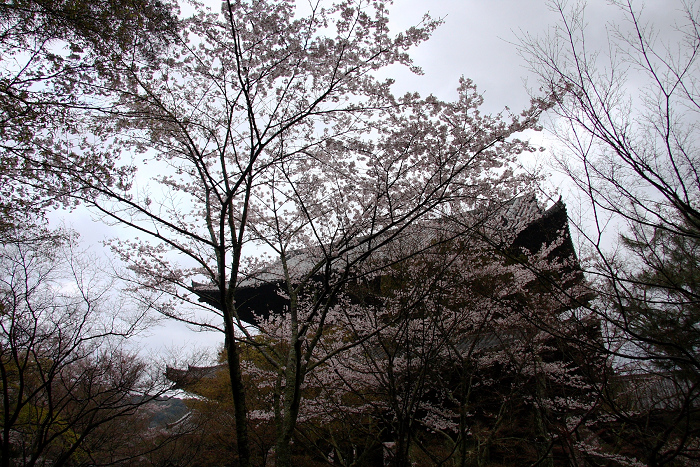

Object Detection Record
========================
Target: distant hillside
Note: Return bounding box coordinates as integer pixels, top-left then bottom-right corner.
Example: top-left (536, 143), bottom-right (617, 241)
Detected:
top-left (143, 397), bottom-right (189, 428)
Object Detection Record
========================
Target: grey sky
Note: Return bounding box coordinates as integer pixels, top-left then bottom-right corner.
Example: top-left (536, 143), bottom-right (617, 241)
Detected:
top-left (387, 0), bottom-right (685, 109)
top-left (385, 0), bottom-right (558, 112)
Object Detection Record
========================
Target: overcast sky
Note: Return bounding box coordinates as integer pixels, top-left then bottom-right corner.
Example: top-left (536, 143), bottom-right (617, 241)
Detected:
top-left (388, 0), bottom-right (684, 105)
top-left (386, 0), bottom-right (557, 110)
top-left (50, 0), bottom-right (682, 359)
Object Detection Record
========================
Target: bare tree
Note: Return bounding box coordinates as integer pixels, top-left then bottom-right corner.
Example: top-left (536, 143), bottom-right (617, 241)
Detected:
top-left (520, 1), bottom-right (700, 464)
top-left (0, 227), bottom-right (165, 467)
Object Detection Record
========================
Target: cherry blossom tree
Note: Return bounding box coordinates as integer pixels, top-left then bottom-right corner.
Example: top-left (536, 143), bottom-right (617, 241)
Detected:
top-left (0, 0), bottom-right (177, 228)
top-left (303, 213), bottom-right (603, 466)
top-left (164, 199), bottom-right (608, 466)
top-left (45, 0), bottom-right (550, 465)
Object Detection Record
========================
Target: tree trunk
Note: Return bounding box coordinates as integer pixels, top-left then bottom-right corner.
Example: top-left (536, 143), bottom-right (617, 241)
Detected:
top-left (275, 340), bottom-right (304, 467)
top-left (392, 426), bottom-right (412, 467)
top-left (224, 330), bottom-right (251, 467)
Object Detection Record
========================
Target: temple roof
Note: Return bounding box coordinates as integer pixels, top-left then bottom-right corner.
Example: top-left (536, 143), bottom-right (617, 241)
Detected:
top-left (165, 364), bottom-right (228, 390)
top-left (189, 196), bottom-right (579, 325)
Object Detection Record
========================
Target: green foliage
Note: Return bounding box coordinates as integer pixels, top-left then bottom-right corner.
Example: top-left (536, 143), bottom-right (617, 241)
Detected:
top-left (619, 220), bottom-right (700, 375)
top-left (0, 0), bottom-right (177, 53)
